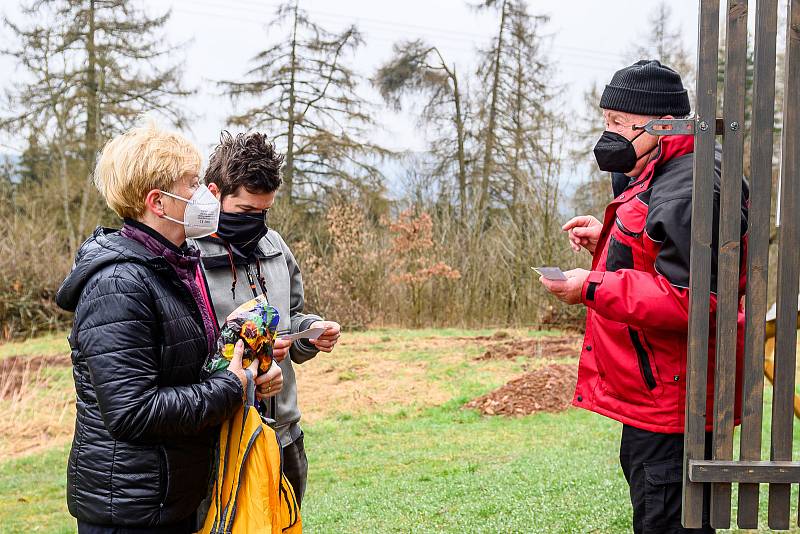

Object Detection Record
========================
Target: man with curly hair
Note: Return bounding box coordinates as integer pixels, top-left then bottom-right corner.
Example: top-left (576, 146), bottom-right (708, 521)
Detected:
top-left (191, 131), bottom-right (341, 507)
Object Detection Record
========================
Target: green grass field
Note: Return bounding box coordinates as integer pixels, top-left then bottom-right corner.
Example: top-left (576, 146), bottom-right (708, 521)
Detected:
top-left (1, 328), bottom-right (798, 533)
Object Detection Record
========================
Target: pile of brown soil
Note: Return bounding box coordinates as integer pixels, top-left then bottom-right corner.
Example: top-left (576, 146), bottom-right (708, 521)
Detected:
top-left (0, 355), bottom-right (71, 400)
top-left (477, 335), bottom-right (582, 361)
top-left (465, 363), bottom-right (578, 416)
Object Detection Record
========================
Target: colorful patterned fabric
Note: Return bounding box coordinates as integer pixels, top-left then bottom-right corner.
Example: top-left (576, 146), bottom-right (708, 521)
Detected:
top-left (205, 295), bottom-right (280, 375)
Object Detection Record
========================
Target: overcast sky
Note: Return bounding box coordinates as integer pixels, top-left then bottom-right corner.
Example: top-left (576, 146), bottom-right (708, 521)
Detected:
top-left (0, 0), bottom-right (700, 166)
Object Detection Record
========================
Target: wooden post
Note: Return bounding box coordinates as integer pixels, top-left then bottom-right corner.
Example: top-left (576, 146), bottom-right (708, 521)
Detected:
top-left (683, 0), bottom-right (721, 527)
top-left (710, 0), bottom-right (748, 528)
top-left (768, 0), bottom-right (800, 528)
top-left (737, 0), bottom-right (779, 525)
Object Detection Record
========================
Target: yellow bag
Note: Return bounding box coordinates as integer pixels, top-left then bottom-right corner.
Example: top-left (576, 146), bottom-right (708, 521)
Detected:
top-left (199, 370), bottom-right (301, 534)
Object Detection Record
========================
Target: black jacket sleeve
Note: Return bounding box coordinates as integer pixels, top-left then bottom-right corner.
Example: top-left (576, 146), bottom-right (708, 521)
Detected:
top-left (645, 145), bottom-right (748, 294)
top-left (646, 194), bottom-right (718, 291)
top-left (75, 272), bottom-right (243, 442)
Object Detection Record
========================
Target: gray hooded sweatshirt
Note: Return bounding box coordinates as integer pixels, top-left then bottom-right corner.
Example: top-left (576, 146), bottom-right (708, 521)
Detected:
top-left (190, 230), bottom-right (322, 447)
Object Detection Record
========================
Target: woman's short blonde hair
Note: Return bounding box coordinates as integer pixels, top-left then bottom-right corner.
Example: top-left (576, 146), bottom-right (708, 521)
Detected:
top-left (93, 120), bottom-right (202, 219)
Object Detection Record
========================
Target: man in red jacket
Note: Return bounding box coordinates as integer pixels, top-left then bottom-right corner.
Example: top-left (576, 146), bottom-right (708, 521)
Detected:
top-left (540, 60), bottom-right (748, 533)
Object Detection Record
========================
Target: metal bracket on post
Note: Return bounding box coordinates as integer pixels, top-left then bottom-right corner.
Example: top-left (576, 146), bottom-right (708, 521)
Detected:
top-left (635, 117), bottom-right (725, 136)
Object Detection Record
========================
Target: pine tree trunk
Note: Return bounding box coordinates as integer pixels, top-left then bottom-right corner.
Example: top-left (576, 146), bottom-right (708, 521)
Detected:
top-left (507, 40), bottom-right (525, 322)
top-left (469, 0), bottom-right (508, 320)
top-left (284, 1), bottom-right (299, 204)
top-left (78, 0), bottom-right (98, 240)
top-left (451, 65), bottom-right (468, 219)
top-left (476, 0), bottom-right (508, 222)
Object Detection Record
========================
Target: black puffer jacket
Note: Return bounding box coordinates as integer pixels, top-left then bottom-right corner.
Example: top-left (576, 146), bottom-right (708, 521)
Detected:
top-left (55, 227), bottom-right (243, 527)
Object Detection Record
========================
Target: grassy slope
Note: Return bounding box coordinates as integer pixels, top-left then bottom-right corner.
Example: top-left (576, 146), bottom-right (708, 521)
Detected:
top-left (0, 328), bottom-right (799, 533)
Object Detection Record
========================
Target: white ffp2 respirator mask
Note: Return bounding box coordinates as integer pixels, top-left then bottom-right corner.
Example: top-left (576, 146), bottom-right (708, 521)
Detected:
top-left (159, 184), bottom-right (220, 239)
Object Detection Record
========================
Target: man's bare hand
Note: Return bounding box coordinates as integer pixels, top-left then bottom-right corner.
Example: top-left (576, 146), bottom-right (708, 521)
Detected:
top-left (309, 321), bottom-right (341, 353)
top-left (539, 268), bottom-right (590, 305)
top-left (272, 337), bottom-right (292, 363)
top-left (228, 340), bottom-right (259, 394)
top-left (563, 215), bottom-right (602, 254)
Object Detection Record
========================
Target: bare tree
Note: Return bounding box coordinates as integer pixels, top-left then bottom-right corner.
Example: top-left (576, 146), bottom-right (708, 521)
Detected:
top-left (473, 0), bottom-right (511, 224)
top-left (374, 39), bottom-right (471, 218)
top-left (628, 1), bottom-right (696, 106)
top-left (220, 1), bottom-right (386, 205)
top-left (2, 0), bottom-right (192, 244)
top-left (569, 83), bottom-right (609, 220)
top-left (472, 1), bottom-right (553, 221)
top-left (499, 12), bottom-right (563, 319)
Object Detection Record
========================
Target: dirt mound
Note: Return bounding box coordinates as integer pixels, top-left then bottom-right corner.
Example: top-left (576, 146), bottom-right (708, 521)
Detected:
top-left (457, 330), bottom-right (513, 342)
top-left (0, 355), bottom-right (71, 400)
top-left (477, 335), bottom-right (581, 361)
top-left (465, 363), bottom-right (578, 416)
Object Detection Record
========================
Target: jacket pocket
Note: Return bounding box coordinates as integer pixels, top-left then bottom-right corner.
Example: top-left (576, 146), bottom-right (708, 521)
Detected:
top-left (592, 317), bottom-right (658, 406)
top-left (615, 215), bottom-right (642, 238)
top-left (606, 235), bottom-right (634, 272)
top-left (629, 327), bottom-right (657, 391)
top-left (643, 458), bottom-right (683, 530)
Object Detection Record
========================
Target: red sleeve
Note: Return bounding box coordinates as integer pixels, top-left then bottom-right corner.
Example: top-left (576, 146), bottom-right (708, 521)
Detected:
top-left (581, 269), bottom-right (713, 332)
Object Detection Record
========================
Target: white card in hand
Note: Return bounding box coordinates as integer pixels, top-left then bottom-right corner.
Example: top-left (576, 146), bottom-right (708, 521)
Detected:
top-left (279, 327), bottom-right (326, 342)
top-left (532, 266), bottom-right (568, 281)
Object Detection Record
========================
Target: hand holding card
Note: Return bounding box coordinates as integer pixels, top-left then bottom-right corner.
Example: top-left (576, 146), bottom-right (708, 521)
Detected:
top-left (532, 266), bottom-right (568, 281)
top-left (279, 327), bottom-right (327, 342)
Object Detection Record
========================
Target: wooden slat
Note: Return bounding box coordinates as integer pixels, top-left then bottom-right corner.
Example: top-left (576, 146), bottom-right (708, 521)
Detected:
top-left (690, 460), bottom-right (800, 483)
top-left (682, 0), bottom-right (722, 528)
top-left (763, 357), bottom-right (800, 418)
top-left (710, 0), bottom-right (749, 528)
top-left (738, 0), bottom-right (779, 525)
top-left (738, 0), bottom-right (779, 519)
top-left (769, 0), bottom-right (800, 528)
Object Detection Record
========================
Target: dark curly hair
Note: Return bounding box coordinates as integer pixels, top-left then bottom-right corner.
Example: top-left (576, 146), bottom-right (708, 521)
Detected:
top-left (204, 131), bottom-right (284, 197)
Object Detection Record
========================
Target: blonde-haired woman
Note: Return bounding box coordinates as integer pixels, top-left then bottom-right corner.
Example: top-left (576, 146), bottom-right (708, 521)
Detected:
top-left (56, 122), bottom-right (263, 533)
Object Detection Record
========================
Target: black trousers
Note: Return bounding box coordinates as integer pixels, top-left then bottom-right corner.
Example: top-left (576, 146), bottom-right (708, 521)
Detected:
top-left (283, 432), bottom-right (308, 508)
top-left (620, 425), bottom-right (714, 534)
top-left (77, 518), bottom-right (193, 534)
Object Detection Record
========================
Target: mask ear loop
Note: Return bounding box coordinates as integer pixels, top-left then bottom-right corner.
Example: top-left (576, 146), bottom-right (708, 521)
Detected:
top-left (158, 190), bottom-right (190, 225)
top-left (160, 190), bottom-right (192, 203)
top-left (628, 122), bottom-right (661, 163)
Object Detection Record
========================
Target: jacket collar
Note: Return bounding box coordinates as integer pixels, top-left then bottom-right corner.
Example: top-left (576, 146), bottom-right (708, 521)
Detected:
top-left (196, 232), bottom-right (280, 261)
top-left (56, 226), bottom-right (189, 311)
top-left (625, 134), bottom-right (695, 192)
top-left (121, 218), bottom-right (200, 272)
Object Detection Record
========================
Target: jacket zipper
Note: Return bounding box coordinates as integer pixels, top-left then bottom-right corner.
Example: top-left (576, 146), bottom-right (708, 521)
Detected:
top-left (157, 446), bottom-right (168, 507)
top-left (628, 327), bottom-right (657, 390)
top-left (615, 217), bottom-right (642, 238)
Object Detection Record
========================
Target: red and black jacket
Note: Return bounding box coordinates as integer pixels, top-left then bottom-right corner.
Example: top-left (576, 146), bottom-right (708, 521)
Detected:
top-left (574, 134), bottom-right (749, 434)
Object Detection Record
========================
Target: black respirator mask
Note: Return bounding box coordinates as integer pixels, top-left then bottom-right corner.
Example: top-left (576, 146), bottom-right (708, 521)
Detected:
top-left (593, 128), bottom-right (655, 174)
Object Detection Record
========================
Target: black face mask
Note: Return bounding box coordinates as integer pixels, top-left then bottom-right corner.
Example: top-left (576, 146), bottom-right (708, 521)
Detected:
top-left (593, 129), bottom-right (651, 174)
top-left (216, 210), bottom-right (269, 258)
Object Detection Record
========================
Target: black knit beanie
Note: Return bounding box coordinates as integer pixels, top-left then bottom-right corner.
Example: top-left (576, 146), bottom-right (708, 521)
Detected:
top-left (600, 59), bottom-right (690, 116)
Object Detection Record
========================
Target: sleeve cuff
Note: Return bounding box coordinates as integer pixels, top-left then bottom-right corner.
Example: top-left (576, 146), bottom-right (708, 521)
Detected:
top-left (298, 317), bottom-right (320, 333)
top-left (211, 368), bottom-right (245, 402)
top-left (582, 271), bottom-right (605, 305)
